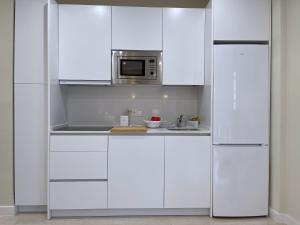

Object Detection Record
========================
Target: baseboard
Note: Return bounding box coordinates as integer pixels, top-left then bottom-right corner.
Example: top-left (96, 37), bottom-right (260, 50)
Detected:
top-left (50, 208), bottom-right (209, 218)
top-left (0, 205), bottom-right (16, 216)
top-left (16, 205), bottom-right (47, 213)
top-left (270, 208), bottom-right (300, 225)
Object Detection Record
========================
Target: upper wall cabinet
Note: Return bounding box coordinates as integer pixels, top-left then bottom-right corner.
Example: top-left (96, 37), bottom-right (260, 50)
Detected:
top-left (213, 0), bottom-right (271, 41)
top-left (59, 5), bottom-right (111, 82)
top-left (163, 8), bottom-right (205, 85)
top-left (112, 7), bottom-right (163, 50)
top-left (14, 0), bottom-right (47, 84)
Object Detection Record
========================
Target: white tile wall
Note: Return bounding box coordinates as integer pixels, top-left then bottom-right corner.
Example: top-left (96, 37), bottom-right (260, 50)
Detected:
top-left (65, 86), bottom-right (200, 126)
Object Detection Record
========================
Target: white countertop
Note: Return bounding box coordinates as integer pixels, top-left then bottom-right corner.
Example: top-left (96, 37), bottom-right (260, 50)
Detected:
top-left (50, 126), bottom-right (210, 136)
top-left (145, 127), bottom-right (210, 135)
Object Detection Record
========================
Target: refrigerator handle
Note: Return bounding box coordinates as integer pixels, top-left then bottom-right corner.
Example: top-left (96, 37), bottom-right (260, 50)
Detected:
top-left (213, 144), bottom-right (267, 147)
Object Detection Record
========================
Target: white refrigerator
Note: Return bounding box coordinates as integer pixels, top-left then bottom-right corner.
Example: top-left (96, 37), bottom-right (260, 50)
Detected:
top-left (212, 45), bottom-right (269, 217)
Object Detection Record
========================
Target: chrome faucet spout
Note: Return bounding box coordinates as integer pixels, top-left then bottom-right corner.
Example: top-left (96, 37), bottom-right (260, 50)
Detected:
top-left (177, 114), bottom-right (184, 127)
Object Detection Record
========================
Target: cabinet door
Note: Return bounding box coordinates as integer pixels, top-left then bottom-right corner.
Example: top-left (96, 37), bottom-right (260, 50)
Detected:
top-left (50, 181), bottom-right (107, 209)
top-left (108, 136), bottom-right (164, 208)
top-left (165, 136), bottom-right (210, 208)
top-left (213, 0), bottom-right (271, 41)
top-left (15, 84), bottom-right (47, 205)
top-left (59, 5), bottom-right (111, 81)
top-left (14, 0), bottom-right (47, 84)
top-left (163, 8), bottom-right (205, 85)
top-left (112, 6), bottom-right (162, 50)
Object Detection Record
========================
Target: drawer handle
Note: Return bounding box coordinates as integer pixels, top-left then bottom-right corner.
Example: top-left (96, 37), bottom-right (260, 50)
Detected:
top-left (50, 179), bottom-right (108, 182)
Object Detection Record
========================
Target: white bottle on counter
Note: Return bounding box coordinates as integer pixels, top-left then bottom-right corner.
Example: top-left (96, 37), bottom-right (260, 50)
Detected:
top-left (120, 115), bottom-right (129, 127)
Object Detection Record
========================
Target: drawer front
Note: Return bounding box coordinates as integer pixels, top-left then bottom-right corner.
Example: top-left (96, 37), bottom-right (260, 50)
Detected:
top-left (50, 152), bottom-right (107, 180)
top-left (50, 181), bottom-right (107, 209)
top-left (50, 135), bottom-right (108, 152)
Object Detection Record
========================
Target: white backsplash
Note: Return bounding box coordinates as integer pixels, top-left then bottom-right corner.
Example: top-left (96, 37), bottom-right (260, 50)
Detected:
top-left (65, 86), bottom-right (200, 126)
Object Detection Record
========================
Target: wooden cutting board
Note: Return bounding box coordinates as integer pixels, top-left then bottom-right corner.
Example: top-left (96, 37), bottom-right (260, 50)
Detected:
top-left (110, 126), bottom-right (148, 133)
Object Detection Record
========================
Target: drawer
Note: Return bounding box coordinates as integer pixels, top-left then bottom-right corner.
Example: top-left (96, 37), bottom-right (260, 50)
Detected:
top-left (49, 181), bottom-right (107, 209)
top-left (50, 152), bottom-right (107, 180)
top-left (50, 135), bottom-right (107, 152)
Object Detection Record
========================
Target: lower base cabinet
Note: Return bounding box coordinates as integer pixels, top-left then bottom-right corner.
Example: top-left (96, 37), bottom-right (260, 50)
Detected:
top-left (49, 135), bottom-right (108, 210)
top-left (108, 136), bottom-right (164, 208)
top-left (49, 181), bottom-right (108, 210)
top-left (164, 136), bottom-right (210, 208)
top-left (49, 134), bottom-right (211, 212)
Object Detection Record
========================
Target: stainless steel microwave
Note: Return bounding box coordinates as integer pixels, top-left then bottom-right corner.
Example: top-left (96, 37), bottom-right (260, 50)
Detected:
top-left (112, 50), bottom-right (162, 85)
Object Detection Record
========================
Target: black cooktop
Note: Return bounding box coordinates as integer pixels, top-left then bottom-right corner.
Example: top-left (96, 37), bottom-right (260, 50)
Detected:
top-left (53, 126), bottom-right (113, 132)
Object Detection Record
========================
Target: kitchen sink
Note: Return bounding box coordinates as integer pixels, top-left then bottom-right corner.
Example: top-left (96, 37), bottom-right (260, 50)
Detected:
top-left (53, 126), bottom-right (113, 131)
top-left (167, 127), bottom-right (199, 131)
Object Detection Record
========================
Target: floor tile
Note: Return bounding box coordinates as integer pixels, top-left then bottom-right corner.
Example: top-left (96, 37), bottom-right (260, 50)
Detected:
top-left (111, 216), bottom-right (171, 225)
top-left (0, 213), bottom-right (283, 225)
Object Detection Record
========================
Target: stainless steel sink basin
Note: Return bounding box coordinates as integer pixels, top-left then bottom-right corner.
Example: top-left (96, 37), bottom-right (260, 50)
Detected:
top-left (167, 127), bottom-right (199, 131)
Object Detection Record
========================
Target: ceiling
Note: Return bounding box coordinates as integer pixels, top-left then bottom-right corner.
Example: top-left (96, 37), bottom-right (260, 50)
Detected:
top-left (58, 0), bottom-right (209, 8)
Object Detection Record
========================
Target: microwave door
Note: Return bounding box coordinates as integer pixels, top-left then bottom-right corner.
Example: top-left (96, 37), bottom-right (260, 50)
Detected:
top-left (119, 59), bottom-right (146, 78)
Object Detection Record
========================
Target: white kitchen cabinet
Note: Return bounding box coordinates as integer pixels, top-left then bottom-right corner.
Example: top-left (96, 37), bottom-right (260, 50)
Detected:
top-left (14, 0), bottom-right (48, 206)
top-left (164, 136), bottom-right (210, 208)
top-left (15, 84), bottom-right (47, 205)
top-left (50, 151), bottom-right (107, 180)
top-left (163, 8), bottom-right (205, 85)
top-left (112, 6), bottom-right (162, 50)
top-left (50, 181), bottom-right (107, 209)
top-left (213, 0), bottom-right (271, 41)
top-left (14, 0), bottom-right (47, 84)
top-left (59, 5), bottom-right (111, 81)
top-left (50, 135), bottom-right (108, 152)
top-left (108, 136), bottom-right (164, 208)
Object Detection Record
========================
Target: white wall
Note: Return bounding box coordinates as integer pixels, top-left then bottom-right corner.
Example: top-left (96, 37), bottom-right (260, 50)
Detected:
top-left (271, 0), bottom-right (300, 222)
top-left (0, 0), bottom-right (14, 205)
top-left (282, 0), bottom-right (300, 221)
top-left (270, 0), bottom-right (286, 213)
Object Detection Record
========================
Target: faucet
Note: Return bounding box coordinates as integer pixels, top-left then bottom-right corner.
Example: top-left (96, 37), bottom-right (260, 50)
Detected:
top-left (177, 114), bottom-right (184, 127)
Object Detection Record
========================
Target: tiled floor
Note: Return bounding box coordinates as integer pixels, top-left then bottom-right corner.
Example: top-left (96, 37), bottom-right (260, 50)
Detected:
top-left (0, 214), bottom-right (283, 225)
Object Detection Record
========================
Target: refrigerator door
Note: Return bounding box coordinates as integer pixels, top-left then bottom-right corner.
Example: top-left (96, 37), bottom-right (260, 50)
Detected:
top-left (213, 145), bottom-right (269, 217)
top-left (213, 45), bottom-right (269, 144)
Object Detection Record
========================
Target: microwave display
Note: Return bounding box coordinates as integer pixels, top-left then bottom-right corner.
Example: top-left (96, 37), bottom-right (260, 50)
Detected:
top-left (120, 60), bottom-right (145, 76)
